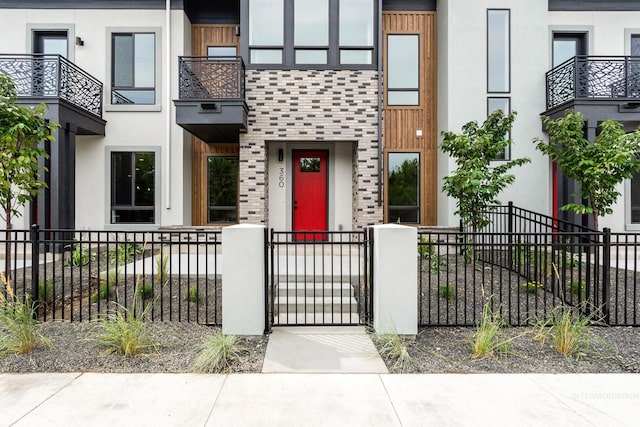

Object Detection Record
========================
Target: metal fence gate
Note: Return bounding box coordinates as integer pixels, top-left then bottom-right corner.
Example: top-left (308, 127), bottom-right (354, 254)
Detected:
top-left (265, 229), bottom-right (373, 329)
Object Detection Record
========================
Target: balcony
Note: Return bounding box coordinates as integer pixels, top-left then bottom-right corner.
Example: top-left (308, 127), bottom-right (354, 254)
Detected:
top-left (0, 54), bottom-right (106, 135)
top-left (545, 55), bottom-right (640, 121)
top-left (174, 56), bottom-right (248, 143)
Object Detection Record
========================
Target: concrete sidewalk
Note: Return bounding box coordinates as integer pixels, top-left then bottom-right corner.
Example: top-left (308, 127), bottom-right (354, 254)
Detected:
top-left (2, 372), bottom-right (639, 426)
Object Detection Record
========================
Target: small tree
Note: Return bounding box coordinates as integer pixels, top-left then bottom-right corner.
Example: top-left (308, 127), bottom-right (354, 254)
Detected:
top-left (0, 73), bottom-right (57, 280)
top-left (534, 110), bottom-right (640, 231)
top-left (441, 110), bottom-right (531, 234)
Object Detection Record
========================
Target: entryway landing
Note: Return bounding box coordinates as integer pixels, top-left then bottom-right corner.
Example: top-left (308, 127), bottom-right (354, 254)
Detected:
top-left (261, 326), bottom-right (388, 374)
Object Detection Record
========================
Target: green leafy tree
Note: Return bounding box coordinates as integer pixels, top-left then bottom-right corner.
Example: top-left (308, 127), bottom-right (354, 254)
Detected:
top-left (441, 110), bottom-right (530, 234)
top-left (534, 110), bottom-right (640, 231)
top-left (0, 73), bottom-right (58, 280)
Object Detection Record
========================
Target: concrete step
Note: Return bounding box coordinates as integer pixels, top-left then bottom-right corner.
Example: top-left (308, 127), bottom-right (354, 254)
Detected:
top-left (275, 296), bottom-right (359, 314)
top-left (276, 282), bottom-right (353, 297)
top-left (273, 313), bottom-right (361, 325)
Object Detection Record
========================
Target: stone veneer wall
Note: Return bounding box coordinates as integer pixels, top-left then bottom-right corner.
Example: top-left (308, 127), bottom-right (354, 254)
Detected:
top-left (239, 69), bottom-right (382, 229)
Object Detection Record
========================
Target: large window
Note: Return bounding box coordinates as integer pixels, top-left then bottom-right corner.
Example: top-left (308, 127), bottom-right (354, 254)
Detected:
top-left (111, 152), bottom-right (155, 224)
top-left (111, 32), bottom-right (156, 104)
top-left (245, 0), bottom-right (375, 68)
top-left (387, 34), bottom-right (419, 105)
top-left (208, 157), bottom-right (239, 223)
top-left (294, 0), bottom-right (329, 64)
top-left (630, 175), bottom-right (640, 225)
top-left (388, 153), bottom-right (420, 223)
top-left (487, 9), bottom-right (510, 93)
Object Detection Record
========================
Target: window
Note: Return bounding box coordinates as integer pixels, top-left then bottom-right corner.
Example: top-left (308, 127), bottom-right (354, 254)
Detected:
top-left (207, 46), bottom-right (238, 57)
top-left (487, 97), bottom-right (511, 160)
top-left (111, 32), bottom-right (156, 104)
top-left (631, 174), bottom-right (640, 224)
top-left (111, 152), bottom-right (155, 224)
top-left (632, 34), bottom-right (640, 56)
top-left (339, 0), bottom-right (375, 64)
top-left (388, 153), bottom-right (420, 223)
top-left (487, 9), bottom-right (510, 92)
top-left (295, 0), bottom-right (328, 64)
top-left (208, 156), bottom-right (239, 223)
top-left (249, 0), bottom-right (284, 64)
top-left (245, 0), bottom-right (375, 68)
top-left (387, 35), bottom-right (419, 106)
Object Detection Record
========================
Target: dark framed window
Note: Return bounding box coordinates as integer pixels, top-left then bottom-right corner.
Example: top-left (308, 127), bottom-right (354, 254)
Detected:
top-left (631, 174), bottom-right (640, 224)
top-left (208, 156), bottom-right (239, 223)
top-left (487, 97), bottom-right (511, 160)
top-left (111, 32), bottom-right (156, 104)
top-left (487, 9), bottom-right (510, 93)
top-left (388, 152), bottom-right (420, 223)
top-left (387, 34), bottom-right (419, 106)
top-left (111, 152), bottom-right (155, 224)
top-left (208, 46), bottom-right (238, 57)
top-left (244, 0), bottom-right (376, 68)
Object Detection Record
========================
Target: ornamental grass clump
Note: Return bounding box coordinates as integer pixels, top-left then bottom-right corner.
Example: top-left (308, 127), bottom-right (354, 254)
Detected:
top-left (192, 329), bottom-right (246, 373)
top-left (375, 333), bottom-right (413, 372)
top-left (471, 299), bottom-right (512, 358)
top-left (0, 273), bottom-right (50, 355)
top-left (535, 304), bottom-right (595, 357)
top-left (96, 302), bottom-right (155, 357)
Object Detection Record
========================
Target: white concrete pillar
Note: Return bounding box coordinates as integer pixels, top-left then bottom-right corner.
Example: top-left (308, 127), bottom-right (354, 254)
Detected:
top-left (372, 224), bottom-right (418, 335)
top-left (222, 224), bottom-right (266, 335)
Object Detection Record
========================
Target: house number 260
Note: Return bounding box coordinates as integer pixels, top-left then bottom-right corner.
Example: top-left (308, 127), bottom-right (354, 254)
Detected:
top-left (278, 168), bottom-right (285, 188)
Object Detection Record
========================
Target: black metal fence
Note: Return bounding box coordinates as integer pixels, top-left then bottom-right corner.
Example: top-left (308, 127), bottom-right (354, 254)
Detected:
top-left (1, 227), bottom-right (221, 325)
top-left (420, 203), bottom-right (639, 326)
top-left (267, 230), bottom-right (373, 328)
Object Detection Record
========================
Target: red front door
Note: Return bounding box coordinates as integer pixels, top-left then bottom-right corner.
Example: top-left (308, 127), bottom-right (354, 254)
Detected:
top-left (293, 150), bottom-right (328, 240)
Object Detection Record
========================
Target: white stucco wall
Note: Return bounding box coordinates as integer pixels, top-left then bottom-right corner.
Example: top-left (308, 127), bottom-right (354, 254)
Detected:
top-left (0, 9), bottom-right (191, 230)
top-left (437, 0), bottom-right (550, 227)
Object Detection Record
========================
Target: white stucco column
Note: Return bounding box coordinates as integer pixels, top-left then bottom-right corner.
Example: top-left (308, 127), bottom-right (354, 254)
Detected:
top-left (222, 224), bottom-right (266, 335)
top-left (372, 224), bottom-right (418, 335)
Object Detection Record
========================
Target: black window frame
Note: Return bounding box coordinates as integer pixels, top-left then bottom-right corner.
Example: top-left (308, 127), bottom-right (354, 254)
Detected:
top-left (207, 155), bottom-right (240, 224)
top-left (110, 151), bottom-right (156, 224)
top-left (387, 152), bottom-right (421, 224)
top-left (486, 8), bottom-right (511, 94)
top-left (110, 32), bottom-right (156, 105)
top-left (241, 0), bottom-right (377, 70)
top-left (386, 33), bottom-right (420, 106)
top-left (487, 96), bottom-right (511, 161)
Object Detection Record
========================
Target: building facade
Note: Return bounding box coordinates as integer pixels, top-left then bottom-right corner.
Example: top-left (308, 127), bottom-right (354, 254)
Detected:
top-left (1, 0), bottom-right (640, 232)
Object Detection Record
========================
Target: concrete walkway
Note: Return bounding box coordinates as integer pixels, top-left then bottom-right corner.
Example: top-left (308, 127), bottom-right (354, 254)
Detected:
top-left (262, 326), bottom-right (388, 373)
top-left (2, 372), bottom-right (639, 426)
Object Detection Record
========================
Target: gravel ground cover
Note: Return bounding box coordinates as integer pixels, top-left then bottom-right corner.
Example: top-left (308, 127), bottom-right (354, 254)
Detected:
top-left (376, 326), bottom-right (640, 374)
top-left (1, 321), bottom-right (638, 374)
top-left (0, 322), bottom-right (266, 373)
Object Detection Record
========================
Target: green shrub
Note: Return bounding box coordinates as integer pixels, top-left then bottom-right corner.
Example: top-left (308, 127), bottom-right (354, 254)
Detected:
top-left (186, 285), bottom-right (201, 304)
top-left (155, 254), bottom-right (169, 285)
top-left (569, 280), bottom-right (586, 297)
top-left (520, 281), bottom-right (543, 294)
top-left (109, 242), bottom-right (142, 264)
top-left (66, 240), bottom-right (95, 267)
top-left (439, 284), bottom-right (456, 302)
top-left (535, 304), bottom-right (595, 357)
top-left (136, 283), bottom-right (154, 301)
top-left (38, 279), bottom-right (53, 303)
top-left (471, 299), bottom-right (512, 358)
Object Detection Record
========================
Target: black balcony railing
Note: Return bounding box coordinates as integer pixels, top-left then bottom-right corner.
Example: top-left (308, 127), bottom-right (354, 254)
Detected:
top-left (546, 55), bottom-right (640, 110)
top-left (0, 54), bottom-right (103, 118)
top-left (178, 56), bottom-right (245, 100)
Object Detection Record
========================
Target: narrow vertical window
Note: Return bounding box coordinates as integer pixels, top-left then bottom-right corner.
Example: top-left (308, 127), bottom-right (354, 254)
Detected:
top-left (111, 152), bottom-right (155, 224)
top-left (339, 0), bottom-right (375, 64)
top-left (388, 153), bottom-right (420, 223)
top-left (631, 34), bottom-right (640, 56)
top-left (249, 0), bottom-right (284, 64)
top-left (487, 97), bottom-right (511, 160)
top-left (111, 32), bottom-right (156, 104)
top-left (387, 34), bottom-right (419, 106)
top-left (294, 0), bottom-right (329, 64)
top-left (487, 9), bottom-right (510, 93)
top-left (208, 156), bottom-right (239, 223)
